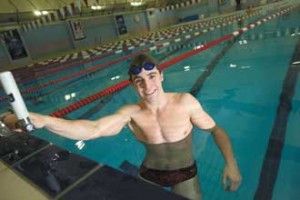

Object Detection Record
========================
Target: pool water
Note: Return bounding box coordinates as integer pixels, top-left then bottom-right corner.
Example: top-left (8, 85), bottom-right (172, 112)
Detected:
top-left (1, 4), bottom-right (300, 200)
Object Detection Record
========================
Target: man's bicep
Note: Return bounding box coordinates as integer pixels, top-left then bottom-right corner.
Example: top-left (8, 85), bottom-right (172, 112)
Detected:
top-left (90, 112), bottom-right (130, 138)
top-left (182, 93), bottom-right (216, 130)
top-left (190, 107), bottom-right (216, 130)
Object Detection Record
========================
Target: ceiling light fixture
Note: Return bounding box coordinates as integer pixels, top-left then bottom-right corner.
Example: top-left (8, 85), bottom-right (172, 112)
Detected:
top-left (41, 10), bottom-right (49, 15)
top-left (130, 1), bottom-right (143, 7)
top-left (33, 10), bottom-right (42, 16)
top-left (91, 5), bottom-right (105, 10)
top-left (33, 10), bottom-right (49, 16)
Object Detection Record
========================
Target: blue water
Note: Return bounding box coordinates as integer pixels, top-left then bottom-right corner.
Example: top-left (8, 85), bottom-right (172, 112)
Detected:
top-left (1, 4), bottom-right (300, 200)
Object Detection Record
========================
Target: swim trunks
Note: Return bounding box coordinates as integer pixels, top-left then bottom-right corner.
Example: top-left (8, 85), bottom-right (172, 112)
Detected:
top-left (139, 162), bottom-right (197, 187)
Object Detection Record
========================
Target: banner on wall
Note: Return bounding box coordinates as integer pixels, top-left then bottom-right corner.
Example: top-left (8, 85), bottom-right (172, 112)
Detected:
top-left (69, 20), bottom-right (85, 40)
top-left (115, 15), bottom-right (128, 35)
top-left (0, 29), bottom-right (28, 60)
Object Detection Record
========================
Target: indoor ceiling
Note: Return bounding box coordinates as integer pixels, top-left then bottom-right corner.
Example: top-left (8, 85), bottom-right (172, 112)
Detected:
top-left (0, 0), bottom-right (182, 14)
top-left (0, 0), bottom-right (187, 26)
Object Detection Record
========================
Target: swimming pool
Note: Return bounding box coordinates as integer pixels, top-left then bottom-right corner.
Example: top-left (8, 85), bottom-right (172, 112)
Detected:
top-left (1, 2), bottom-right (300, 199)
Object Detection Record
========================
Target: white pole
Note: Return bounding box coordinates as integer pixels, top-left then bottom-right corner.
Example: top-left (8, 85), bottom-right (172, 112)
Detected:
top-left (0, 71), bottom-right (35, 132)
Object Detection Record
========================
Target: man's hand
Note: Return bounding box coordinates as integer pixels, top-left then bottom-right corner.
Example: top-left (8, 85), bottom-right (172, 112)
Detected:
top-left (1, 112), bottom-right (19, 130)
top-left (0, 112), bottom-right (46, 132)
top-left (222, 162), bottom-right (242, 192)
top-left (28, 112), bottom-right (47, 129)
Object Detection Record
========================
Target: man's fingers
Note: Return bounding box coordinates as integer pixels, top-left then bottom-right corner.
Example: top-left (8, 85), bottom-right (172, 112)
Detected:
top-left (230, 182), bottom-right (237, 191)
top-left (229, 179), bottom-right (242, 192)
top-left (222, 173), bottom-right (242, 192)
top-left (14, 128), bottom-right (24, 133)
top-left (222, 175), bottom-right (227, 189)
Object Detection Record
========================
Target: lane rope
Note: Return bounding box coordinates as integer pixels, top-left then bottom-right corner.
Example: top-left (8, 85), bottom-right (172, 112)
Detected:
top-left (49, 4), bottom-right (298, 117)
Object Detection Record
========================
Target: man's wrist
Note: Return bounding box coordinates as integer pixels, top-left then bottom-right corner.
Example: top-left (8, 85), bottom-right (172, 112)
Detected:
top-left (225, 158), bottom-right (238, 167)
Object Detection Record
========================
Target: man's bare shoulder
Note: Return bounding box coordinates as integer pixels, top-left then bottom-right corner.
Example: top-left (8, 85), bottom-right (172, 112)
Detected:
top-left (169, 92), bottom-right (198, 104)
top-left (117, 104), bottom-right (141, 115)
top-left (169, 93), bottom-right (203, 113)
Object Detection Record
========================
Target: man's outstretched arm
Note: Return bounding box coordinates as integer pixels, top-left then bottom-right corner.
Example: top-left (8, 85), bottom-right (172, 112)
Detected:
top-left (1, 106), bottom-right (131, 141)
top-left (29, 110), bottom-right (130, 140)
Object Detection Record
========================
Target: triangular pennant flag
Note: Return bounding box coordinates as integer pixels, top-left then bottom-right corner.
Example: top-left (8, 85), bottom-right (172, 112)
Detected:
top-left (21, 24), bottom-right (27, 32)
top-left (67, 5), bottom-right (73, 15)
top-left (75, 0), bottom-right (82, 12)
top-left (35, 20), bottom-right (41, 27)
top-left (27, 23), bottom-right (32, 31)
top-left (83, 0), bottom-right (89, 7)
top-left (70, 3), bottom-right (78, 14)
top-left (31, 21), bottom-right (37, 29)
top-left (46, 14), bottom-right (52, 22)
top-left (63, 6), bottom-right (69, 16)
top-left (53, 11), bottom-right (59, 21)
top-left (41, 16), bottom-right (47, 24)
top-left (59, 7), bottom-right (65, 19)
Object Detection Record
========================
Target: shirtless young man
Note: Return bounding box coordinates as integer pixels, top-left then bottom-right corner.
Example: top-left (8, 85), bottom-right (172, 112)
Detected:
top-left (2, 54), bottom-right (241, 199)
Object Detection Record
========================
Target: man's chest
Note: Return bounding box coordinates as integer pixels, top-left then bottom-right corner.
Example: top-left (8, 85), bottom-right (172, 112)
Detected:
top-left (130, 107), bottom-right (192, 142)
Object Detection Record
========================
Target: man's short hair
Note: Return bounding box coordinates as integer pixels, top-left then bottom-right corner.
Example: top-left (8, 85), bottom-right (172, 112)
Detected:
top-left (128, 54), bottom-right (161, 81)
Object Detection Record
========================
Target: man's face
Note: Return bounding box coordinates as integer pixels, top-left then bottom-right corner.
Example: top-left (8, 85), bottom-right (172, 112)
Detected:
top-left (131, 67), bottom-right (164, 100)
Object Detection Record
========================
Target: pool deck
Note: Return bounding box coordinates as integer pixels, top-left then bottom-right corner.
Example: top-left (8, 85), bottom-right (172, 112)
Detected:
top-left (0, 133), bottom-right (185, 200)
top-left (0, 161), bottom-right (49, 200)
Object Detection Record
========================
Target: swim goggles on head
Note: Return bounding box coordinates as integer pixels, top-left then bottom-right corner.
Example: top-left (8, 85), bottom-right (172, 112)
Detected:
top-left (129, 62), bottom-right (156, 75)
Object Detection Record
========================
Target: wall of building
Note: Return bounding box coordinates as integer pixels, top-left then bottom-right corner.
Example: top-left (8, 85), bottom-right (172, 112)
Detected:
top-left (0, 43), bottom-right (10, 67)
top-left (0, 0), bottom-right (242, 71)
top-left (23, 22), bottom-right (73, 59)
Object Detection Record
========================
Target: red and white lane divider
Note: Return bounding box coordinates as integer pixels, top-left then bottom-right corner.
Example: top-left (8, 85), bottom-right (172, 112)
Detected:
top-left (2, 4), bottom-right (296, 105)
top-left (16, 8), bottom-right (257, 86)
top-left (48, 5), bottom-right (298, 117)
top-left (12, 10), bottom-right (261, 93)
top-left (23, 9), bottom-right (251, 70)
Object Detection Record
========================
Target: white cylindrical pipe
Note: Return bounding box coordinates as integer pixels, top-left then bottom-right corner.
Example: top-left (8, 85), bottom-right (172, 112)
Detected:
top-left (0, 71), bottom-right (34, 131)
